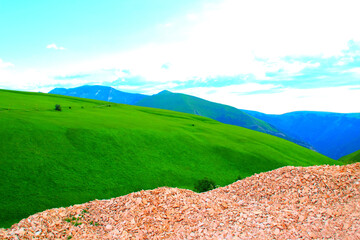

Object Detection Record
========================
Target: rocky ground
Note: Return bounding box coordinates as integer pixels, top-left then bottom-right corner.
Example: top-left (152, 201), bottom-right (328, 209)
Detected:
top-left (1, 163), bottom-right (359, 239)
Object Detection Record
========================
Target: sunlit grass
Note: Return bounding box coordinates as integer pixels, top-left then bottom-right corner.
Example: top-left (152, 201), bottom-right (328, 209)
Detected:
top-left (0, 89), bottom-right (339, 227)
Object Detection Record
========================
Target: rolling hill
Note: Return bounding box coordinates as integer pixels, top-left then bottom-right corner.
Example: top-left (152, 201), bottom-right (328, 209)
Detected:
top-left (339, 149), bottom-right (360, 164)
top-left (0, 89), bottom-right (337, 228)
top-left (244, 110), bottom-right (360, 159)
top-left (49, 86), bottom-right (311, 148)
top-left (135, 90), bottom-right (312, 148)
top-left (135, 90), bottom-right (278, 133)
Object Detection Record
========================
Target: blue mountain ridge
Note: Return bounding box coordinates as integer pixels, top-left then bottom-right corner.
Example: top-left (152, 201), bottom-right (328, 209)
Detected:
top-left (50, 85), bottom-right (147, 105)
top-left (243, 110), bottom-right (360, 159)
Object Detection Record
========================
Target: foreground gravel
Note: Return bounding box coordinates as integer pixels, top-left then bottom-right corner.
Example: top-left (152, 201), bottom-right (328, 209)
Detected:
top-left (1, 163), bottom-right (359, 239)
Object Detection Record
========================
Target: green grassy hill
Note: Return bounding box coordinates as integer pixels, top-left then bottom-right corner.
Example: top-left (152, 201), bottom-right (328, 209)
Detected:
top-left (339, 149), bottom-right (360, 164)
top-left (135, 90), bottom-right (280, 133)
top-left (0, 89), bottom-right (338, 228)
top-left (135, 90), bottom-right (312, 148)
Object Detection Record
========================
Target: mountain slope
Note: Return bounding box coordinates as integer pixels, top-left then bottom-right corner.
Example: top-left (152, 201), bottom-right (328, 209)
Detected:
top-left (50, 85), bottom-right (147, 105)
top-left (49, 86), bottom-right (311, 148)
top-left (244, 110), bottom-right (360, 159)
top-left (0, 89), bottom-right (337, 227)
top-left (135, 90), bottom-right (311, 148)
top-left (135, 90), bottom-right (274, 133)
top-left (339, 149), bottom-right (360, 164)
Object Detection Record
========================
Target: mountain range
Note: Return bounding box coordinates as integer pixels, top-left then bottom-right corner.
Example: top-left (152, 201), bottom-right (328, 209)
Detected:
top-left (50, 86), bottom-right (310, 149)
top-left (244, 110), bottom-right (360, 159)
top-left (50, 85), bottom-right (147, 105)
top-left (50, 85), bottom-right (360, 159)
top-left (0, 89), bottom-right (336, 227)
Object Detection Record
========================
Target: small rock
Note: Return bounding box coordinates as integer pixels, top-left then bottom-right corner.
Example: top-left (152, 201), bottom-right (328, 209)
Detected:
top-left (298, 215), bottom-right (305, 222)
top-left (105, 225), bottom-right (113, 231)
top-left (110, 229), bottom-right (120, 235)
top-left (34, 229), bottom-right (42, 236)
top-left (343, 223), bottom-right (351, 230)
top-left (18, 228), bottom-right (25, 235)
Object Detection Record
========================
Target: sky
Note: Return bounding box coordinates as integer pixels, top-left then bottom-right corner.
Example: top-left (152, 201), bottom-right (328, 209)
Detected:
top-left (1, 0), bottom-right (360, 114)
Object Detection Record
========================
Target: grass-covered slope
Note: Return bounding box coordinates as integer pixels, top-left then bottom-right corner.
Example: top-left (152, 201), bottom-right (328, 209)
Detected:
top-left (136, 90), bottom-right (278, 133)
top-left (0, 89), bottom-right (338, 228)
top-left (339, 149), bottom-right (360, 164)
top-left (49, 86), bottom-right (311, 148)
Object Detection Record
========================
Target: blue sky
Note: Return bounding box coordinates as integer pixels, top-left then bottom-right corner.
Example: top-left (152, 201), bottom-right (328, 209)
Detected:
top-left (1, 0), bottom-right (360, 113)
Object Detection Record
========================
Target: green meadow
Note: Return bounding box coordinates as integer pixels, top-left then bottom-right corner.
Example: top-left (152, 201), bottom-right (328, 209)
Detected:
top-left (135, 90), bottom-right (281, 134)
top-left (0, 89), bottom-right (339, 228)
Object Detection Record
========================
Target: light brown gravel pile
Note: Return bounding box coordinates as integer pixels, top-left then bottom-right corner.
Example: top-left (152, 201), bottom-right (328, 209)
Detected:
top-left (1, 163), bottom-right (359, 239)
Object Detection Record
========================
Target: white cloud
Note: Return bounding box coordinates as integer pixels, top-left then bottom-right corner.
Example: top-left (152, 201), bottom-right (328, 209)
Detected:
top-left (112, 85), bottom-right (141, 91)
top-left (176, 84), bottom-right (360, 114)
top-left (0, 59), bottom-right (14, 68)
top-left (344, 67), bottom-right (360, 74)
top-left (177, 83), bottom-right (279, 97)
top-left (68, 0), bottom-right (356, 83)
top-left (139, 82), bottom-right (181, 95)
top-left (46, 43), bottom-right (65, 50)
top-left (0, 65), bottom-right (91, 92)
top-left (186, 13), bottom-right (198, 21)
top-left (3, 0), bottom-right (360, 114)
top-left (0, 67), bottom-right (50, 90)
top-left (193, 0), bottom-right (360, 58)
top-left (335, 57), bottom-right (354, 66)
top-left (111, 82), bottom-right (180, 95)
top-left (119, 0), bottom-right (355, 82)
top-left (19, 0), bottom-right (359, 88)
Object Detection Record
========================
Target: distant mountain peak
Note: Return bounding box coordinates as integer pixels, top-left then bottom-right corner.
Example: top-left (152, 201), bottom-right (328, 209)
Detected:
top-left (135, 89), bottom-right (302, 147)
top-left (157, 90), bottom-right (172, 95)
top-left (49, 85), bottom-right (148, 105)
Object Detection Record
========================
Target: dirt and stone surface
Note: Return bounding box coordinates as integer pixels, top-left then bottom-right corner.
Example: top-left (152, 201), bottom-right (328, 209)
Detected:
top-left (1, 163), bottom-right (359, 239)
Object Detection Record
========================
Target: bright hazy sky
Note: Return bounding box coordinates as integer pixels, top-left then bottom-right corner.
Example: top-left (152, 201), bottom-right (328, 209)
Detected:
top-left (1, 0), bottom-right (360, 113)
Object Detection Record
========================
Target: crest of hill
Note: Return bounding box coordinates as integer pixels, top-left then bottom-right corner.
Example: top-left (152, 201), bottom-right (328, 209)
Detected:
top-left (0, 89), bottom-right (337, 228)
top-left (135, 90), bottom-right (277, 133)
top-left (135, 90), bottom-right (311, 148)
top-left (49, 86), bottom-right (311, 149)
